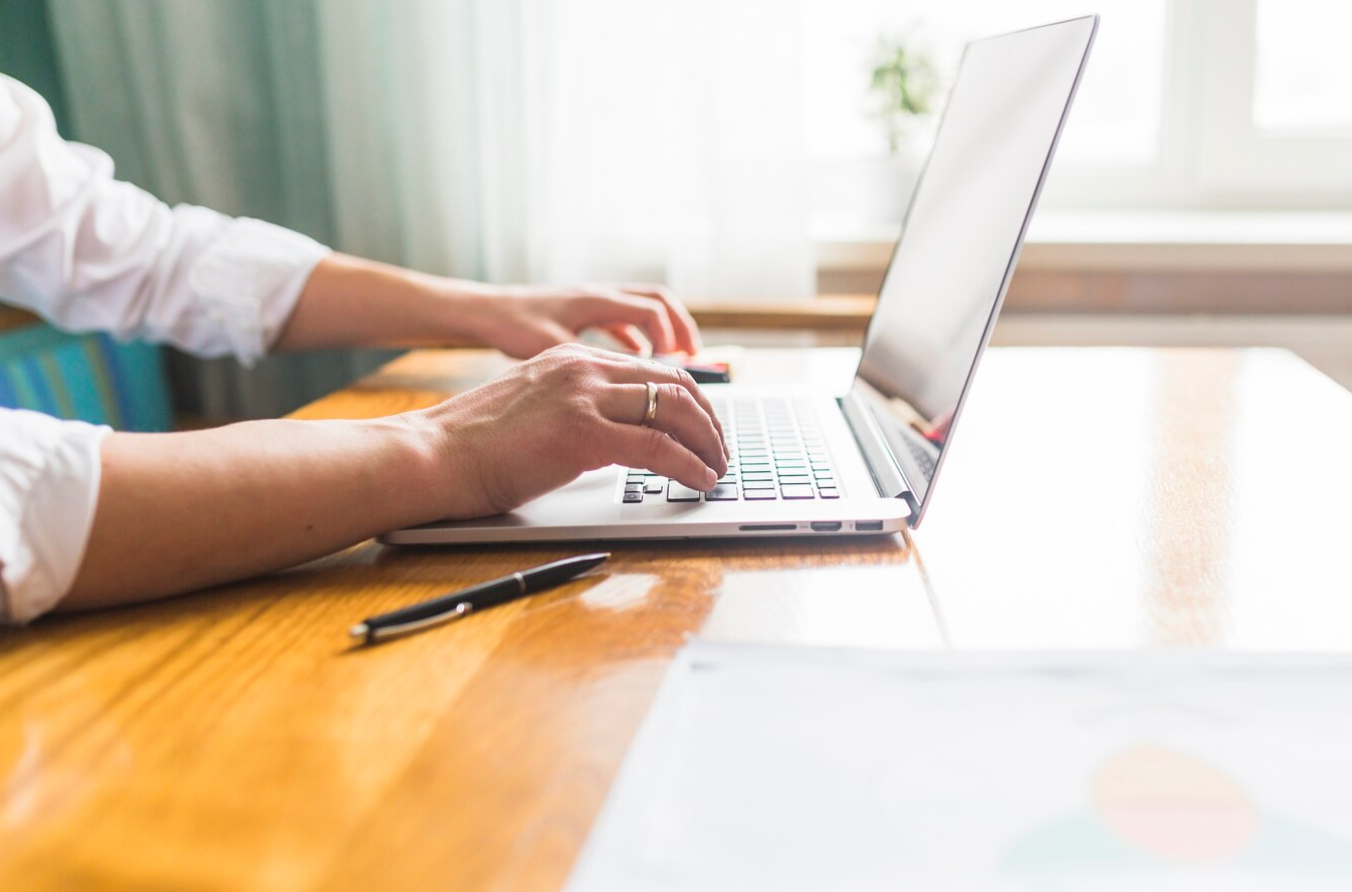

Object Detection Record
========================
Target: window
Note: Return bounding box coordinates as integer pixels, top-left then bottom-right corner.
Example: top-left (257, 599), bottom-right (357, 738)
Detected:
top-left (802, 1), bottom-right (1166, 168)
top-left (1253, 0), bottom-right (1352, 133)
top-left (802, 0), bottom-right (1352, 224)
top-left (1197, 0), bottom-right (1352, 202)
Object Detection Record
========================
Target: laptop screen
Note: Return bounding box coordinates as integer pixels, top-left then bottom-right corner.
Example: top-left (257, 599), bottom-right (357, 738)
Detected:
top-left (852, 16), bottom-right (1096, 524)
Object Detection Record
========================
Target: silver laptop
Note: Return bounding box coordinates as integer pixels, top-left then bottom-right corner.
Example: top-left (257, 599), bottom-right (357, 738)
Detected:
top-left (384, 15), bottom-right (1098, 545)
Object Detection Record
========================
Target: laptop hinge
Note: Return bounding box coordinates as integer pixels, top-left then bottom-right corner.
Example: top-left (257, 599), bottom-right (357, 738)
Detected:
top-left (839, 389), bottom-right (913, 502)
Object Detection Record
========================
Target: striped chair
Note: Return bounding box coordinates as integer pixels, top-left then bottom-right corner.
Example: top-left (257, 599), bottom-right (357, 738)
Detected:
top-left (0, 321), bottom-right (172, 432)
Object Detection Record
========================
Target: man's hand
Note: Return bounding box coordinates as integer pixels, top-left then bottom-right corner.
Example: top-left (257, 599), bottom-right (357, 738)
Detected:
top-left (64, 343), bottom-right (727, 612)
top-left (463, 282), bottom-right (702, 359)
top-left (411, 344), bottom-right (727, 519)
top-left (276, 254), bottom-right (702, 361)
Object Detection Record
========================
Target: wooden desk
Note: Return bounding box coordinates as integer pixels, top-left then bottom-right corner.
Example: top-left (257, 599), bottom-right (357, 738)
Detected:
top-left (0, 305), bottom-right (40, 335)
top-left (685, 295), bottom-right (875, 333)
top-left (4, 347), bottom-right (1352, 891)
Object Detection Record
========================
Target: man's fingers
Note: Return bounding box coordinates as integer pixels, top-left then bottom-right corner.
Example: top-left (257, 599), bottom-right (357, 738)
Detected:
top-left (599, 384), bottom-right (727, 477)
top-left (615, 283), bottom-right (702, 354)
top-left (537, 343), bottom-right (728, 460)
top-left (602, 323), bottom-right (648, 354)
top-left (600, 357), bottom-right (727, 457)
top-left (584, 292), bottom-right (678, 354)
top-left (605, 421), bottom-right (718, 491)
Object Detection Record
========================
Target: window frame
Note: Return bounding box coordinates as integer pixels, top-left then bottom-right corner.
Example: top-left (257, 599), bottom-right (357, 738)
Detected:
top-left (1194, 0), bottom-right (1352, 205)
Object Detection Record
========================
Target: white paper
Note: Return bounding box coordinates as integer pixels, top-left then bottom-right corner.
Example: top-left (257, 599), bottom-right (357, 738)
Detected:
top-left (566, 642), bottom-right (1352, 892)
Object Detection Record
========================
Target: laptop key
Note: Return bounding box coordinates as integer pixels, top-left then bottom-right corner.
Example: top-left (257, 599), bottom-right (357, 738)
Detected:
top-left (743, 489), bottom-right (778, 500)
top-left (623, 492), bottom-right (643, 503)
top-left (705, 484), bottom-right (739, 501)
top-left (780, 484), bottom-right (816, 499)
top-left (644, 478), bottom-right (666, 494)
top-left (667, 482), bottom-right (702, 502)
top-left (817, 488), bottom-right (840, 499)
top-left (625, 483), bottom-right (643, 493)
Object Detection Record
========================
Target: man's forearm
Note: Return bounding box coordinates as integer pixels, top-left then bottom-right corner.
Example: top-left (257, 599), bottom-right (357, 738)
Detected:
top-left (57, 341), bottom-right (730, 615)
top-left (273, 253), bottom-right (493, 351)
top-left (61, 415), bottom-right (446, 612)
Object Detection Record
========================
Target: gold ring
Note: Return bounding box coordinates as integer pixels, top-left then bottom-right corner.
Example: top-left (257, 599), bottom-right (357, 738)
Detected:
top-left (641, 381), bottom-right (659, 427)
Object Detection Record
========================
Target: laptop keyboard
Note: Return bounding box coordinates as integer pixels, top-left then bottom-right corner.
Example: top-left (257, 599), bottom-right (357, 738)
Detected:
top-left (622, 397), bottom-right (840, 503)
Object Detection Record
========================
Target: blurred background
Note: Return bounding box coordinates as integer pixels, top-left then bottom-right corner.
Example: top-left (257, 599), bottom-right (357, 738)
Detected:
top-left (1, 0), bottom-right (1348, 423)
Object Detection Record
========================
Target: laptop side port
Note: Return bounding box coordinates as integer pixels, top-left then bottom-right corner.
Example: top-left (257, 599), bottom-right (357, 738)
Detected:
top-left (739, 524), bottom-right (797, 532)
top-left (810, 521), bottom-right (843, 532)
top-left (855, 521), bottom-right (884, 531)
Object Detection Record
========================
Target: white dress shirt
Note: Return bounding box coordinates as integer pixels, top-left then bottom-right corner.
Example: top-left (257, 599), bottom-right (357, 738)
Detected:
top-left (0, 75), bottom-right (330, 623)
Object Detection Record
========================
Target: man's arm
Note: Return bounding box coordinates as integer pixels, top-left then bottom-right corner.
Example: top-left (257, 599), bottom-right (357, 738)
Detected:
top-left (273, 253), bottom-right (702, 358)
top-left (60, 344), bottom-right (728, 614)
top-left (62, 416), bottom-right (439, 611)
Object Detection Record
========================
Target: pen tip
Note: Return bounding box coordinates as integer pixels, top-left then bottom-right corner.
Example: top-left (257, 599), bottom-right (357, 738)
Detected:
top-left (350, 623), bottom-right (369, 640)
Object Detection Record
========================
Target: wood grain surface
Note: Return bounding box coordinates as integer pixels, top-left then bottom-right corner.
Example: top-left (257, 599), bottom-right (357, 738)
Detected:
top-left (0, 305), bottom-right (40, 335)
top-left (3, 346), bottom-right (1351, 891)
top-left (685, 296), bottom-right (875, 332)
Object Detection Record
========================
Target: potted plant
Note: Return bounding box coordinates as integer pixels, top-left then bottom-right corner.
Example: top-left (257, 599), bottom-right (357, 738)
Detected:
top-left (868, 34), bottom-right (939, 156)
top-left (856, 33), bottom-right (939, 222)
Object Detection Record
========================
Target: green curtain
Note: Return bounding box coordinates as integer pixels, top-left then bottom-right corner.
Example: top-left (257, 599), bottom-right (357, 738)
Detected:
top-left (40, 0), bottom-right (405, 419)
top-left (0, 1), bottom-right (71, 133)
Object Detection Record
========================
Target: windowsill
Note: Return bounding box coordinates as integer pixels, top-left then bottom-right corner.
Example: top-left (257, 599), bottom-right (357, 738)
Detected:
top-left (816, 210), bottom-right (1352, 273)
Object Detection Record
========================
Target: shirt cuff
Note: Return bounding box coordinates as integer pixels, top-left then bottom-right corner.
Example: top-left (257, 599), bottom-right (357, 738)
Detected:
top-left (0, 410), bottom-right (111, 624)
top-left (185, 214), bottom-right (331, 366)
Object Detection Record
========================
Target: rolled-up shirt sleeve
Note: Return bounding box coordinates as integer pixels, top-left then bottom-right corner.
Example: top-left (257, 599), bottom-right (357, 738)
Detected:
top-left (0, 74), bottom-right (332, 623)
top-left (0, 409), bottom-right (110, 624)
top-left (0, 74), bottom-right (330, 364)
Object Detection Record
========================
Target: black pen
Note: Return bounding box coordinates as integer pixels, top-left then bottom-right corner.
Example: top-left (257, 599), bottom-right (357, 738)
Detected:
top-left (350, 552), bottom-right (610, 645)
